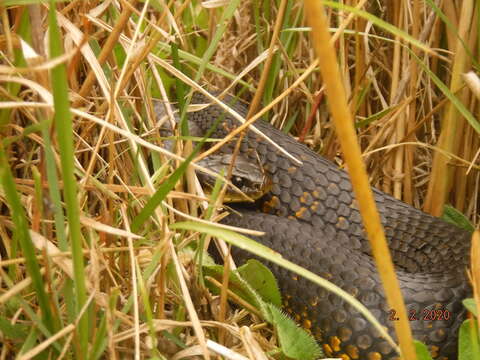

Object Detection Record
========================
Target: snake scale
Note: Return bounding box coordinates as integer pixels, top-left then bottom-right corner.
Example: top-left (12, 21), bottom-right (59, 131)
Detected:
top-left (176, 92), bottom-right (472, 359)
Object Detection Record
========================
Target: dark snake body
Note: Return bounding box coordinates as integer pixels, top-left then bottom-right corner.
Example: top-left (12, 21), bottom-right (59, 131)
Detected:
top-left (189, 93), bottom-right (472, 360)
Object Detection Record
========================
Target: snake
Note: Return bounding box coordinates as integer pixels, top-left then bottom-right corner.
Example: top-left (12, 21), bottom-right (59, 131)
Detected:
top-left (160, 92), bottom-right (472, 360)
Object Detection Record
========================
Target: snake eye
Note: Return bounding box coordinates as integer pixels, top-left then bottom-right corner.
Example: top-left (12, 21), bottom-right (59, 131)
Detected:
top-left (232, 176), bottom-right (246, 190)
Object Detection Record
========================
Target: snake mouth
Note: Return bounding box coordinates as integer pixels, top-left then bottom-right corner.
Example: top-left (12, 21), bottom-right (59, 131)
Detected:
top-left (196, 153), bottom-right (272, 202)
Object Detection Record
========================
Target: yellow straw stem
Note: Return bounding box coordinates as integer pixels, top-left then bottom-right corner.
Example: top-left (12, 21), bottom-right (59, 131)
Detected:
top-left (303, 1), bottom-right (417, 359)
top-left (423, 0), bottom-right (475, 216)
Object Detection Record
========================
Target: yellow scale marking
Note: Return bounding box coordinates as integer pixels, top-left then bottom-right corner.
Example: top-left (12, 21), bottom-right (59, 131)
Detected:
top-left (346, 344), bottom-right (359, 359)
top-left (329, 336), bottom-right (341, 352)
top-left (295, 207), bottom-right (308, 218)
top-left (367, 351), bottom-right (382, 360)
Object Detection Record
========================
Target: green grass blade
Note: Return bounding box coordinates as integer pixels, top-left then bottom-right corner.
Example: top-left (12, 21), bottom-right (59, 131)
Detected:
top-left (0, 143), bottom-right (55, 333)
top-left (410, 50), bottom-right (480, 135)
top-left (48, 2), bottom-right (88, 355)
top-left (193, 0), bottom-right (242, 82)
top-left (171, 42), bottom-right (189, 136)
top-left (40, 121), bottom-right (68, 250)
top-left (322, 0), bottom-right (432, 54)
top-left (424, 0), bottom-right (478, 69)
top-left (155, 41), bottom-right (254, 90)
top-left (131, 111), bottom-right (224, 233)
top-left (170, 220), bottom-right (399, 353)
top-left (130, 150), bottom-right (196, 232)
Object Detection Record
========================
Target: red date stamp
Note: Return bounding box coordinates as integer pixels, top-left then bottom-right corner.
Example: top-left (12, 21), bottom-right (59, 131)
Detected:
top-left (388, 309), bottom-right (451, 321)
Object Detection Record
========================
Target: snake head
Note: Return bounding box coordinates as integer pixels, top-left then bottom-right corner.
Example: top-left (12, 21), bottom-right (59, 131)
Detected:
top-left (196, 153), bottom-right (271, 201)
top-left (155, 92), bottom-right (272, 201)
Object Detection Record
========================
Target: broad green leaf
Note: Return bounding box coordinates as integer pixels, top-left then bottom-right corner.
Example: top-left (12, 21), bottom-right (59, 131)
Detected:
top-left (459, 319), bottom-right (480, 360)
top-left (414, 340), bottom-right (433, 360)
top-left (267, 304), bottom-right (322, 360)
top-left (463, 299), bottom-right (478, 317)
top-left (170, 221), bottom-right (397, 351)
top-left (443, 205), bottom-right (475, 232)
top-left (238, 259), bottom-right (282, 307)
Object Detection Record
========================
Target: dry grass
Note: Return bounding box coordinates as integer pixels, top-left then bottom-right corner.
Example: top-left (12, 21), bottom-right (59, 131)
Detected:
top-left (1, 0), bottom-right (479, 359)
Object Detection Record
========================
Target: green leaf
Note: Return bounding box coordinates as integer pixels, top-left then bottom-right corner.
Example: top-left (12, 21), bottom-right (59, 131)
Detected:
top-left (155, 41), bottom-right (253, 90)
top-left (193, 0), bottom-right (242, 82)
top-left (130, 152), bottom-right (195, 232)
top-left (170, 221), bottom-right (397, 350)
top-left (267, 304), bottom-right (322, 360)
top-left (423, 0), bottom-right (478, 69)
top-left (0, 143), bottom-right (54, 333)
top-left (171, 42), bottom-right (189, 136)
top-left (131, 105), bottom-right (224, 232)
top-left (89, 311), bottom-right (107, 360)
top-left (414, 340), bottom-right (433, 360)
top-left (442, 205), bottom-right (475, 232)
top-left (0, 317), bottom-right (29, 340)
top-left (322, 1), bottom-right (432, 54)
top-left (237, 259), bottom-right (282, 307)
top-left (459, 319), bottom-right (480, 360)
top-left (204, 264), bottom-right (270, 319)
top-left (355, 104), bottom-right (399, 129)
top-left (410, 50), bottom-right (480, 136)
top-left (463, 299), bottom-right (479, 317)
top-left (203, 265), bottom-right (321, 360)
top-left (18, 326), bottom-right (42, 356)
top-left (48, 1), bottom-right (88, 351)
